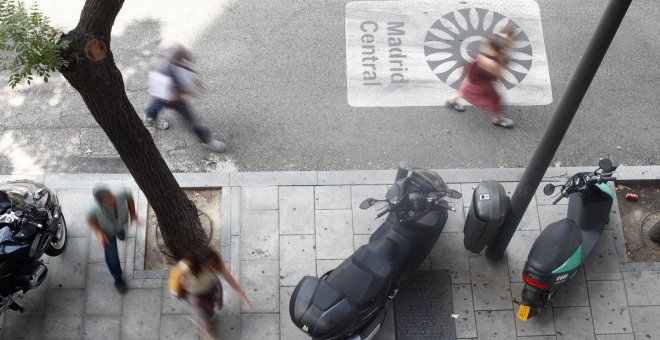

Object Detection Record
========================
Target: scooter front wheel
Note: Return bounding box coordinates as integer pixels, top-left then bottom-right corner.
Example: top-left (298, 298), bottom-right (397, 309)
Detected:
top-left (45, 214), bottom-right (68, 256)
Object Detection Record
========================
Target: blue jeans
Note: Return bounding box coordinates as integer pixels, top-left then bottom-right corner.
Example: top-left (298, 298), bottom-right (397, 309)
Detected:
top-left (104, 230), bottom-right (124, 283)
top-left (145, 99), bottom-right (211, 143)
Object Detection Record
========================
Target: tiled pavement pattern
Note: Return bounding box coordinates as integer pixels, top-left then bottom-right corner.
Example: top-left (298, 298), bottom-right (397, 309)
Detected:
top-left (0, 166), bottom-right (659, 339)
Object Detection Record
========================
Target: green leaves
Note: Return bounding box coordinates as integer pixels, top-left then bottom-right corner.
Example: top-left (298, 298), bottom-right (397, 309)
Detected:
top-left (0, 0), bottom-right (69, 88)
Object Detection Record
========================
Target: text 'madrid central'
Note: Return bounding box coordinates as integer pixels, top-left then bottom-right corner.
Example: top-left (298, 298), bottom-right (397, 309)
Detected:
top-left (345, 0), bottom-right (552, 107)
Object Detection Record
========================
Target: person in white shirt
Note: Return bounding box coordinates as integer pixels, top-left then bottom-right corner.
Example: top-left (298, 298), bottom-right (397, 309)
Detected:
top-left (145, 44), bottom-right (228, 152)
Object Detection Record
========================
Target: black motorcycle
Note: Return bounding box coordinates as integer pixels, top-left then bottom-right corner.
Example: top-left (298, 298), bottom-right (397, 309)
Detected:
top-left (515, 159), bottom-right (617, 320)
top-left (289, 162), bottom-right (461, 339)
top-left (0, 180), bottom-right (68, 315)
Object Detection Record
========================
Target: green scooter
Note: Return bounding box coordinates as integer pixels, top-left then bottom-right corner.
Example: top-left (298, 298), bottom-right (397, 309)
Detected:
top-left (515, 159), bottom-right (617, 320)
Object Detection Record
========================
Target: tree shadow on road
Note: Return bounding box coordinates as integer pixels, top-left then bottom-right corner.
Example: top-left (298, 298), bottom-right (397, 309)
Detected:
top-left (1, 16), bottom-right (235, 174)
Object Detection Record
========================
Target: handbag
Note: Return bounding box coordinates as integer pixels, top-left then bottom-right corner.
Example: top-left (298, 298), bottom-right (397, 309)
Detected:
top-left (148, 71), bottom-right (175, 101)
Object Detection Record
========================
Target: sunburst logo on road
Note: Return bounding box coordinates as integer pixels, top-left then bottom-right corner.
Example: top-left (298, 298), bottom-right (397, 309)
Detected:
top-left (423, 8), bottom-right (534, 90)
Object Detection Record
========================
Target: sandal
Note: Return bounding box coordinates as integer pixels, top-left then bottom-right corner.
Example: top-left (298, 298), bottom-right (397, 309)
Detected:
top-left (493, 117), bottom-right (514, 128)
top-left (445, 100), bottom-right (465, 112)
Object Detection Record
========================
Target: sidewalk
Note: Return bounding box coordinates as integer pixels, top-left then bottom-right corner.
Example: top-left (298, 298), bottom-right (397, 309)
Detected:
top-left (1, 166), bottom-right (659, 340)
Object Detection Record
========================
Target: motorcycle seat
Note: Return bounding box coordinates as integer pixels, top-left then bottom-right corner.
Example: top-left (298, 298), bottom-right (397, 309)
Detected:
top-left (527, 218), bottom-right (582, 274)
top-left (352, 237), bottom-right (397, 279)
top-left (0, 260), bottom-right (15, 279)
top-left (327, 236), bottom-right (399, 307)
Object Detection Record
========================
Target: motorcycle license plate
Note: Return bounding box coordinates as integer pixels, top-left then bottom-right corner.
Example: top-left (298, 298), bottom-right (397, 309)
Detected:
top-left (517, 305), bottom-right (531, 321)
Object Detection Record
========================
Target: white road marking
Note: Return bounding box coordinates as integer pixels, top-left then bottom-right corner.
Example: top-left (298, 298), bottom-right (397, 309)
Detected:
top-left (345, 0), bottom-right (552, 107)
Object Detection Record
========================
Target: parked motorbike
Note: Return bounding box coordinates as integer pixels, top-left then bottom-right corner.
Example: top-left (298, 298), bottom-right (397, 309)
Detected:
top-left (515, 159), bottom-right (618, 320)
top-left (0, 180), bottom-right (68, 315)
top-left (289, 162), bottom-right (462, 339)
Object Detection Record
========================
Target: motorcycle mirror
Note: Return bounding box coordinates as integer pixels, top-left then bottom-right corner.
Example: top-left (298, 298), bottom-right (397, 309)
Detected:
top-left (395, 161), bottom-right (411, 181)
top-left (543, 184), bottom-right (556, 196)
top-left (359, 198), bottom-right (378, 209)
top-left (445, 189), bottom-right (462, 199)
top-left (598, 159), bottom-right (613, 172)
top-left (33, 189), bottom-right (45, 200)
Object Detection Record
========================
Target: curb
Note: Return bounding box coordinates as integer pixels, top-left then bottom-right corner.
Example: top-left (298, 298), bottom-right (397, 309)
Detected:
top-left (1, 165), bottom-right (657, 188)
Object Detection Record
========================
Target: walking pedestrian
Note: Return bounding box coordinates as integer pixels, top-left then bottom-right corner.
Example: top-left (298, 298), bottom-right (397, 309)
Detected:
top-left (497, 26), bottom-right (516, 53)
top-left (86, 185), bottom-right (137, 293)
top-left (169, 246), bottom-right (252, 339)
top-left (145, 44), bottom-right (227, 152)
top-left (446, 28), bottom-right (515, 128)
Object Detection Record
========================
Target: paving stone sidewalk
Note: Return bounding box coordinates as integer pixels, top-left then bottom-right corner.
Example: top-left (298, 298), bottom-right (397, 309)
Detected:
top-left (1, 166), bottom-right (659, 340)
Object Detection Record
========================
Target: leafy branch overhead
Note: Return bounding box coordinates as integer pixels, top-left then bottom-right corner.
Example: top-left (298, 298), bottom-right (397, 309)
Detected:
top-left (0, 0), bottom-right (68, 87)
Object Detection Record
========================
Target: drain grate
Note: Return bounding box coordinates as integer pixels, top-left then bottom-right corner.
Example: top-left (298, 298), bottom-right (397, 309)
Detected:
top-left (393, 270), bottom-right (456, 340)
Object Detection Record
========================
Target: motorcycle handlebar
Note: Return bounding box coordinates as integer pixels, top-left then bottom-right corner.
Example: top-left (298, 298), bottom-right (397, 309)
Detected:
top-left (26, 220), bottom-right (42, 228)
top-left (555, 172), bottom-right (616, 205)
top-left (552, 194), bottom-right (564, 205)
top-left (436, 201), bottom-right (455, 211)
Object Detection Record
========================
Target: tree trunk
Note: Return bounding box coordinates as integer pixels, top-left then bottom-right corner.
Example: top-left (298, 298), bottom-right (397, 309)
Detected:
top-left (58, 0), bottom-right (206, 258)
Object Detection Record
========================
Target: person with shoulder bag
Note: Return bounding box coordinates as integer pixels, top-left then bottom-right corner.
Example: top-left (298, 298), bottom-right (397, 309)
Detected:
top-left (145, 43), bottom-right (228, 152)
top-left (169, 246), bottom-right (252, 339)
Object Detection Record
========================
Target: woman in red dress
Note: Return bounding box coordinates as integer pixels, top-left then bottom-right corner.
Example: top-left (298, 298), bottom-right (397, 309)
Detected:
top-left (446, 31), bottom-right (514, 128)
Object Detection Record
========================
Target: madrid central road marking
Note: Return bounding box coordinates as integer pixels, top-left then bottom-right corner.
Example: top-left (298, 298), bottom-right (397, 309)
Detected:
top-left (345, 0), bottom-right (552, 107)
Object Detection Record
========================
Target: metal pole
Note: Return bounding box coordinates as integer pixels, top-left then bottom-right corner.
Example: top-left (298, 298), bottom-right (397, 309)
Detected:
top-left (485, 0), bottom-right (633, 260)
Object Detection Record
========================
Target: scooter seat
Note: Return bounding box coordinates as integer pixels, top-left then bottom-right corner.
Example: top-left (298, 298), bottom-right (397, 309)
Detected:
top-left (527, 218), bottom-right (582, 274)
top-left (326, 236), bottom-right (398, 307)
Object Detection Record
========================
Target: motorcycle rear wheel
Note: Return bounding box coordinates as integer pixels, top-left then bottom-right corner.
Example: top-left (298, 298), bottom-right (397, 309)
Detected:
top-left (45, 214), bottom-right (67, 256)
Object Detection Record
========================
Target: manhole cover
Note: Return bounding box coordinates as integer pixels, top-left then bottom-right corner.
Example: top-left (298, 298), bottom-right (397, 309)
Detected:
top-left (394, 270), bottom-right (456, 339)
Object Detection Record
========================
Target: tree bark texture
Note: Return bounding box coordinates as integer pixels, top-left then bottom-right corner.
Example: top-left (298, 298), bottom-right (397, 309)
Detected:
top-left (59, 0), bottom-right (207, 258)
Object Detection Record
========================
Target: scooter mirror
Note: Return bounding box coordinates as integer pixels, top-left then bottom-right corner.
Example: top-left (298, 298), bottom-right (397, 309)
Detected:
top-left (598, 159), bottom-right (613, 173)
top-left (610, 158), bottom-right (620, 168)
top-left (360, 198), bottom-right (377, 209)
top-left (543, 184), bottom-right (555, 196)
top-left (445, 189), bottom-right (462, 199)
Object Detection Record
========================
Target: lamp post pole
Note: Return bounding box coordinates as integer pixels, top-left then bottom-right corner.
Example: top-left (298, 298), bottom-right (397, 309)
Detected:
top-left (485, 0), bottom-right (633, 260)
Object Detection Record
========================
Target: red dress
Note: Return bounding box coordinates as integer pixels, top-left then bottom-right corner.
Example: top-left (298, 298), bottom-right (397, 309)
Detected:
top-left (460, 60), bottom-right (501, 114)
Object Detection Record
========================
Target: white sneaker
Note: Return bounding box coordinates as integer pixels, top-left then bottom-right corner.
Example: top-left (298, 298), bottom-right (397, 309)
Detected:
top-left (203, 139), bottom-right (227, 152)
top-left (492, 117), bottom-right (514, 128)
top-left (144, 116), bottom-right (169, 130)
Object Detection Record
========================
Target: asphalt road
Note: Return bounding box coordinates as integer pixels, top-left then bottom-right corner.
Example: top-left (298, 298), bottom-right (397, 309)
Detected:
top-left (1, 0), bottom-right (658, 174)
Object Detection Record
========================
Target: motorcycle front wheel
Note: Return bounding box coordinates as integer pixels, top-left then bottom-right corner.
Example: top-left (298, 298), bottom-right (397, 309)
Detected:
top-left (45, 214), bottom-right (67, 256)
